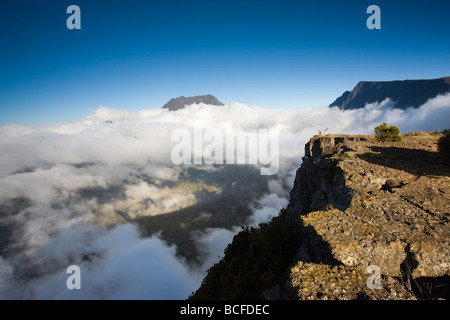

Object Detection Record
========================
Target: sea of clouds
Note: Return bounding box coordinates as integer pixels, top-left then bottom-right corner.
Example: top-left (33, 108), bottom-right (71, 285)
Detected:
top-left (0, 93), bottom-right (449, 299)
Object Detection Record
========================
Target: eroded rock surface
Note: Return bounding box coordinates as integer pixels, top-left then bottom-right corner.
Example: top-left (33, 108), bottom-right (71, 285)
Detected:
top-left (286, 132), bottom-right (450, 299)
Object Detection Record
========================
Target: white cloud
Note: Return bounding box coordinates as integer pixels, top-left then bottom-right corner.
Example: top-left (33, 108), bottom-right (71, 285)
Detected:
top-left (0, 95), bottom-right (449, 299)
top-left (248, 193), bottom-right (289, 227)
top-left (6, 224), bottom-right (200, 300)
top-left (193, 227), bottom-right (241, 273)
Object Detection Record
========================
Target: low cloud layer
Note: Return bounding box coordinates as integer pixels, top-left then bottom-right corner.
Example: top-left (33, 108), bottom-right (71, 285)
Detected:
top-left (0, 93), bottom-right (449, 299)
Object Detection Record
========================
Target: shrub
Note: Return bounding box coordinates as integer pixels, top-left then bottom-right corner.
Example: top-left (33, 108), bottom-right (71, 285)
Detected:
top-left (437, 129), bottom-right (450, 156)
top-left (189, 209), bottom-right (297, 299)
top-left (374, 122), bottom-right (402, 142)
top-left (318, 128), bottom-right (328, 136)
top-left (320, 158), bottom-right (341, 185)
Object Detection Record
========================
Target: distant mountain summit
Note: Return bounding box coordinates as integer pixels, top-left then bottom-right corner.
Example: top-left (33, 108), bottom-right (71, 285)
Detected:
top-left (330, 77), bottom-right (450, 110)
top-left (162, 94), bottom-right (224, 111)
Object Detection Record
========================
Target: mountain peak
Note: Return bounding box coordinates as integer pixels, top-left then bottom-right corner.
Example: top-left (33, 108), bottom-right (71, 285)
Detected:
top-left (162, 94), bottom-right (224, 111)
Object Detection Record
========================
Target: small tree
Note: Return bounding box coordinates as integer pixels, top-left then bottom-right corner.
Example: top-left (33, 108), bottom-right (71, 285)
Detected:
top-left (374, 122), bottom-right (402, 142)
top-left (437, 129), bottom-right (450, 156)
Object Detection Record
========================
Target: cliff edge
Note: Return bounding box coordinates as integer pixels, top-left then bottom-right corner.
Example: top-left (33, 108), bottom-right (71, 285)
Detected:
top-left (285, 132), bottom-right (449, 299)
top-left (191, 131), bottom-right (449, 300)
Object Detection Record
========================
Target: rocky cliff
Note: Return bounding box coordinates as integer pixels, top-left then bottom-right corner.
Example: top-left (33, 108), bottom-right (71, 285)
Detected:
top-left (330, 77), bottom-right (450, 110)
top-left (162, 94), bottom-right (224, 111)
top-left (284, 132), bottom-right (449, 299)
top-left (191, 131), bottom-right (449, 300)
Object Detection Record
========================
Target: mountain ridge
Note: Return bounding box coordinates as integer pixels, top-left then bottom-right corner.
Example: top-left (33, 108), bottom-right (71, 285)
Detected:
top-left (191, 131), bottom-right (450, 300)
top-left (330, 77), bottom-right (450, 110)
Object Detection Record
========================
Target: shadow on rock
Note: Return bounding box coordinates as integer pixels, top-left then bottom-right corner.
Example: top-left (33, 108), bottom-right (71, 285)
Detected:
top-left (362, 146), bottom-right (450, 177)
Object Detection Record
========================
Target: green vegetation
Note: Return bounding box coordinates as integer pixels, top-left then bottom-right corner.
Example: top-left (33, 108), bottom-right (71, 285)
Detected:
top-left (437, 129), bottom-right (450, 156)
top-left (136, 165), bottom-right (269, 264)
top-left (0, 197), bottom-right (31, 215)
top-left (91, 207), bottom-right (128, 227)
top-left (175, 180), bottom-right (218, 193)
top-left (77, 184), bottom-right (125, 203)
top-left (374, 122), bottom-right (402, 142)
top-left (189, 209), bottom-right (297, 299)
top-left (319, 158), bottom-right (340, 185)
top-left (319, 153), bottom-right (352, 185)
top-left (0, 197), bottom-right (31, 254)
top-left (319, 154), bottom-right (350, 185)
top-left (136, 195), bottom-right (255, 263)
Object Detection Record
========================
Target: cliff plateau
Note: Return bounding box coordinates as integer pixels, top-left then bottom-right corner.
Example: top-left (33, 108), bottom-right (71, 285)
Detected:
top-left (191, 131), bottom-right (450, 300)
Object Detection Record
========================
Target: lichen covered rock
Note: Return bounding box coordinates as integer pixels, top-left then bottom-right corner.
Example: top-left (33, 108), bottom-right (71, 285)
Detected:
top-left (286, 132), bottom-right (450, 299)
top-left (289, 261), bottom-right (414, 300)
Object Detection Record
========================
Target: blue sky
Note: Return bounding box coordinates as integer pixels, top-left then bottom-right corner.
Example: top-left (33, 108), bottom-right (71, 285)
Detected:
top-left (1, 0), bottom-right (449, 125)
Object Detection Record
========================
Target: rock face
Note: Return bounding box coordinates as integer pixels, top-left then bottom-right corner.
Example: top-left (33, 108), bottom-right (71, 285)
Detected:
top-left (191, 131), bottom-right (449, 300)
top-left (286, 132), bottom-right (450, 299)
top-left (162, 94), bottom-right (224, 111)
top-left (330, 77), bottom-right (450, 110)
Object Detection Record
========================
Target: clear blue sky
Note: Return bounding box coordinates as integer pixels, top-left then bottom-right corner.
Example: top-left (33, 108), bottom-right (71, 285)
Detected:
top-left (1, 0), bottom-right (449, 125)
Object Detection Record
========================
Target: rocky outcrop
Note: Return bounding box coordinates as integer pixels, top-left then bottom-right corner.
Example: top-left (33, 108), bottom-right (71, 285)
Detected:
top-left (191, 131), bottom-right (449, 300)
top-left (162, 95), bottom-right (224, 111)
top-left (287, 135), bottom-right (371, 216)
top-left (285, 132), bottom-right (450, 299)
top-left (330, 77), bottom-right (450, 110)
top-left (288, 261), bottom-right (413, 300)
